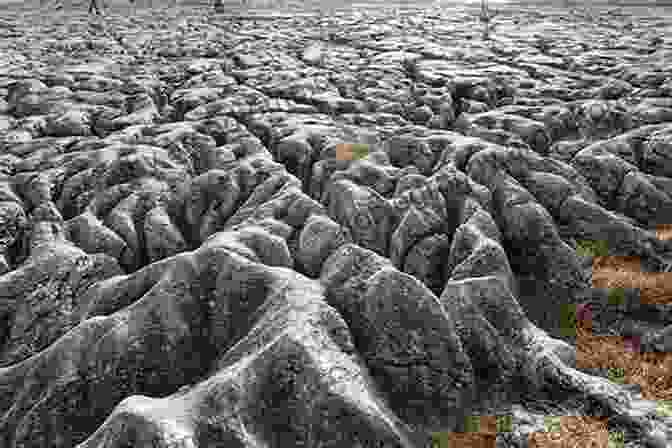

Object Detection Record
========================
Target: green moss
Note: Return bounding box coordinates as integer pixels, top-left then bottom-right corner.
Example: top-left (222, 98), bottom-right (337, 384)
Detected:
top-left (430, 431), bottom-right (450, 448)
top-left (655, 400), bottom-right (672, 418)
top-left (558, 303), bottom-right (578, 337)
top-left (496, 415), bottom-right (512, 433)
top-left (607, 287), bottom-right (626, 306)
top-left (576, 239), bottom-right (610, 258)
top-left (463, 415), bottom-right (481, 432)
top-left (543, 415), bottom-right (562, 433)
top-left (607, 366), bottom-right (626, 384)
top-left (608, 429), bottom-right (625, 448)
top-left (349, 143), bottom-right (369, 160)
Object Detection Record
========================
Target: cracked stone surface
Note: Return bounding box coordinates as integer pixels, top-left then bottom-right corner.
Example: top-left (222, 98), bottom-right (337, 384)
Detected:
top-left (1, 1), bottom-right (672, 447)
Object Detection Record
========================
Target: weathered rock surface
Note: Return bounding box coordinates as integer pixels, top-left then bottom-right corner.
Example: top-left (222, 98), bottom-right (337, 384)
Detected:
top-left (1, 2), bottom-right (672, 447)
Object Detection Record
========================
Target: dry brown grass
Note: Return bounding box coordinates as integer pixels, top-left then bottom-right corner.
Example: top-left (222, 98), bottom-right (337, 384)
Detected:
top-left (579, 224), bottom-right (672, 401)
top-left (436, 433), bottom-right (496, 448)
top-left (437, 230), bottom-right (672, 446)
top-left (334, 142), bottom-right (369, 161)
top-left (591, 255), bottom-right (672, 305)
top-left (432, 416), bottom-right (498, 448)
top-left (434, 412), bottom-right (617, 448)
top-left (589, 222), bottom-right (672, 304)
top-left (655, 223), bottom-right (672, 242)
top-left (436, 412), bottom-right (613, 448)
top-left (576, 320), bottom-right (672, 402)
top-left (527, 415), bottom-right (610, 448)
top-left (335, 142), bottom-right (354, 161)
top-left (514, 227), bottom-right (672, 446)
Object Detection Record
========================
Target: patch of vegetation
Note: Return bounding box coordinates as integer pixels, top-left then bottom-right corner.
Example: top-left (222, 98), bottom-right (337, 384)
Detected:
top-left (576, 314), bottom-right (672, 410)
top-left (655, 400), bottom-right (672, 418)
top-left (575, 239), bottom-right (610, 258)
top-left (429, 415), bottom-right (512, 447)
top-left (608, 430), bottom-right (625, 448)
top-left (349, 143), bottom-right (370, 160)
top-left (496, 414), bottom-right (512, 433)
top-left (558, 303), bottom-right (587, 337)
top-left (429, 431), bottom-right (450, 448)
top-left (463, 414), bottom-right (481, 432)
top-left (607, 287), bottom-right (626, 306)
top-left (607, 366), bottom-right (626, 384)
top-left (335, 142), bottom-right (370, 162)
top-left (530, 415), bottom-right (623, 448)
top-left (543, 415), bottom-right (562, 433)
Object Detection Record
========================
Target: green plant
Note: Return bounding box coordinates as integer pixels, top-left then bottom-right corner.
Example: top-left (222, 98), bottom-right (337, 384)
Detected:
top-left (543, 415), bottom-right (562, 433)
top-left (607, 287), bottom-right (626, 306)
top-left (496, 414), bottom-right (512, 433)
top-left (559, 303), bottom-right (580, 337)
top-left (655, 400), bottom-right (672, 418)
top-left (576, 239), bottom-right (609, 258)
top-left (608, 429), bottom-right (625, 448)
top-left (607, 366), bottom-right (626, 384)
top-left (349, 143), bottom-right (370, 160)
top-left (430, 414), bottom-right (513, 446)
top-left (430, 431), bottom-right (450, 448)
top-left (463, 415), bottom-right (481, 432)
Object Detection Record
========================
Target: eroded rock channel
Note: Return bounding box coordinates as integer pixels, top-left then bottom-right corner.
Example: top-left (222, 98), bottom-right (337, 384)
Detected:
top-left (1, 2), bottom-right (672, 447)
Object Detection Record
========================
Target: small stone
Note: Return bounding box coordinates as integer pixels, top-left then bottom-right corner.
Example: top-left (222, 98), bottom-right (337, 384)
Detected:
top-left (0, 254), bottom-right (9, 275)
top-left (410, 105), bottom-right (433, 124)
top-left (377, 102), bottom-right (404, 115)
top-left (621, 383), bottom-right (642, 395)
top-left (644, 429), bottom-right (667, 448)
top-left (302, 44), bottom-right (324, 65)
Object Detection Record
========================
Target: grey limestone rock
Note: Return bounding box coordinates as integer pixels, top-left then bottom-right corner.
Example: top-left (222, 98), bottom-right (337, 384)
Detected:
top-left (0, 4), bottom-right (671, 448)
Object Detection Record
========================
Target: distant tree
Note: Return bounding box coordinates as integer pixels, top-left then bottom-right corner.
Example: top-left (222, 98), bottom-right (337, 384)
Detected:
top-left (88, 0), bottom-right (102, 14)
top-left (479, 0), bottom-right (497, 40)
